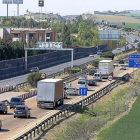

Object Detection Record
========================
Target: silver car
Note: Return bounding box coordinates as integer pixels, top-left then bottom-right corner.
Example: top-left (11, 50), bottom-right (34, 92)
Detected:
top-left (0, 102), bottom-right (8, 114)
top-left (14, 105), bottom-right (31, 118)
top-left (120, 65), bottom-right (126, 70)
top-left (77, 80), bottom-right (88, 90)
top-left (67, 87), bottom-right (78, 95)
top-left (0, 120), bottom-right (2, 130)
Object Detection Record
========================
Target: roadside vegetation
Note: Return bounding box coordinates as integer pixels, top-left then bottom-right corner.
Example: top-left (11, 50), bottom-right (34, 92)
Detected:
top-left (41, 70), bottom-right (140, 140)
top-left (0, 15), bottom-right (126, 61)
top-left (96, 88), bottom-right (140, 140)
top-left (92, 58), bottom-right (111, 67)
top-left (114, 50), bottom-right (137, 60)
top-left (124, 23), bottom-right (140, 29)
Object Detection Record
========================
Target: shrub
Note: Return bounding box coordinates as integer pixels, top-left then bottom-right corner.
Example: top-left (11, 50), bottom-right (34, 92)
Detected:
top-left (27, 72), bottom-right (42, 87)
top-left (137, 42), bottom-right (140, 48)
top-left (66, 67), bottom-right (81, 74)
top-left (100, 52), bottom-right (115, 60)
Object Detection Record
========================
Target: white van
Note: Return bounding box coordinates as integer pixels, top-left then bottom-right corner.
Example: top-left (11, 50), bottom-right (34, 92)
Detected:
top-left (77, 80), bottom-right (88, 90)
top-left (93, 73), bottom-right (102, 81)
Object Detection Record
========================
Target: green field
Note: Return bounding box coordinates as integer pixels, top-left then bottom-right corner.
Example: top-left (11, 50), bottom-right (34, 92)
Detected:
top-left (117, 13), bottom-right (140, 19)
top-left (96, 94), bottom-right (140, 140)
top-left (124, 23), bottom-right (140, 29)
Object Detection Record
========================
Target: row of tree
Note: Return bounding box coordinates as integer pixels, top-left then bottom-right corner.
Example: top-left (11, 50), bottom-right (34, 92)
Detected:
top-left (0, 15), bottom-right (125, 61)
top-left (0, 39), bottom-right (50, 61)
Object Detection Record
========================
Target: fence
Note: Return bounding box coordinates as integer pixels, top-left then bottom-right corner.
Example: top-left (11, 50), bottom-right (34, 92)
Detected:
top-left (57, 100), bottom-right (131, 140)
top-left (14, 72), bottom-right (132, 140)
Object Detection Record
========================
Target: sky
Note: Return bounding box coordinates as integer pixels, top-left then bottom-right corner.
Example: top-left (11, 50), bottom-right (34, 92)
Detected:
top-left (0, 0), bottom-right (140, 16)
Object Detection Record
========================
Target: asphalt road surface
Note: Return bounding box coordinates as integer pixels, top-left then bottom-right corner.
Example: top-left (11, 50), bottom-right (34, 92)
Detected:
top-left (0, 66), bottom-right (135, 140)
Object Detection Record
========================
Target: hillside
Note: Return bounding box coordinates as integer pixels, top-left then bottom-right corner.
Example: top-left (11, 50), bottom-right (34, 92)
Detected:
top-left (90, 14), bottom-right (140, 23)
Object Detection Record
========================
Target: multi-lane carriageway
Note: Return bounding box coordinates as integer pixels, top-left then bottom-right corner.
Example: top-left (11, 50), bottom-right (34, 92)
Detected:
top-left (0, 66), bottom-right (137, 140)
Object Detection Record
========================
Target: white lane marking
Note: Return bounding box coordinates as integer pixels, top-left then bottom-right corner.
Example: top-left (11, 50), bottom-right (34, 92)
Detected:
top-left (0, 133), bottom-right (3, 135)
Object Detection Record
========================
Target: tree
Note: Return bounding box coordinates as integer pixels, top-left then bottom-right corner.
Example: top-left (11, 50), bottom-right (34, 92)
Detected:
top-left (5, 21), bottom-right (11, 27)
top-left (60, 24), bottom-right (70, 47)
top-left (100, 52), bottom-right (115, 60)
top-left (137, 42), bottom-right (140, 48)
top-left (27, 72), bottom-right (41, 87)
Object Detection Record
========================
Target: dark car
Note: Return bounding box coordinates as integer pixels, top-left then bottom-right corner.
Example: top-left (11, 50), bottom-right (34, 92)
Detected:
top-left (10, 97), bottom-right (25, 109)
top-left (119, 60), bottom-right (124, 64)
top-left (14, 105), bottom-right (31, 118)
top-left (30, 67), bottom-right (39, 73)
top-left (89, 69), bottom-right (97, 75)
top-left (87, 79), bottom-right (97, 86)
top-left (0, 102), bottom-right (8, 114)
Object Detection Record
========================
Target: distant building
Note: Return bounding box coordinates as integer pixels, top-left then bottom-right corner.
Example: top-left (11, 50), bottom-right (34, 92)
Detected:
top-left (127, 10), bottom-right (140, 13)
top-left (0, 28), bottom-right (56, 42)
top-left (0, 28), bottom-right (11, 40)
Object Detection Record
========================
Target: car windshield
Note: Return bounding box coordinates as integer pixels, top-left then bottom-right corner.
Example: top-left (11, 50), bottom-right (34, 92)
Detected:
top-left (32, 67), bottom-right (37, 70)
top-left (11, 98), bottom-right (20, 102)
top-left (89, 79), bottom-right (95, 82)
top-left (78, 81), bottom-right (85, 84)
top-left (94, 74), bottom-right (100, 77)
top-left (68, 88), bottom-right (75, 91)
top-left (0, 104), bottom-right (2, 106)
top-left (16, 107), bottom-right (25, 110)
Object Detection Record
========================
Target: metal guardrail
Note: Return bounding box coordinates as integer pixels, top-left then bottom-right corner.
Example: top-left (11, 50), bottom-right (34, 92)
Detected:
top-left (15, 82), bottom-right (30, 90)
top-left (14, 70), bottom-right (137, 140)
top-left (14, 61), bottom-right (94, 90)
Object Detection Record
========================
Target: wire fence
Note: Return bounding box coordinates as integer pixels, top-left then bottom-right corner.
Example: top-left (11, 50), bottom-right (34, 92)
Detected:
top-left (52, 100), bottom-right (131, 140)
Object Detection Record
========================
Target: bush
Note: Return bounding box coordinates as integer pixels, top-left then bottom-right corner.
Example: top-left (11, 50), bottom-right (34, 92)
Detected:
top-left (92, 59), bottom-right (100, 67)
top-left (136, 47), bottom-right (140, 52)
top-left (81, 65), bottom-right (87, 70)
top-left (27, 72), bottom-right (42, 87)
top-left (92, 58), bottom-right (111, 67)
top-left (66, 67), bottom-right (81, 74)
top-left (100, 52), bottom-right (115, 60)
top-left (137, 42), bottom-right (140, 48)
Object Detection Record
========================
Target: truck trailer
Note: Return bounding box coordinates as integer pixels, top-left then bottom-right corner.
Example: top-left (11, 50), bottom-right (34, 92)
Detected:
top-left (37, 79), bottom-right (64, 109)
top-left (98, 60), bottom-right (114, 79)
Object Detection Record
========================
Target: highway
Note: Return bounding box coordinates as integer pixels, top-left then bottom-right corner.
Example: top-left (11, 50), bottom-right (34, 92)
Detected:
top-left (0, 66), bottom-right (135, 140)
top-left (0, 30), bottom-right (139, 139)
top-left (0, 31), bottom-right (139, 88)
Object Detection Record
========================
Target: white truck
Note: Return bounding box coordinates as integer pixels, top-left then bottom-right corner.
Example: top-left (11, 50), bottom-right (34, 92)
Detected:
top-left (37, 79), bottom-right (64, 109)
top-left (98, 60), bottom-right (114, 79)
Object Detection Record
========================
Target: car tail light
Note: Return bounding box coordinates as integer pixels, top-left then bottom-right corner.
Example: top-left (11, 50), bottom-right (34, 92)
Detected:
top-left (49, 104), bottom-right (53, 107)
top-left (14, 109), bottom-right (16, 111)
top-left (25, 109), bottom-right (27, 112)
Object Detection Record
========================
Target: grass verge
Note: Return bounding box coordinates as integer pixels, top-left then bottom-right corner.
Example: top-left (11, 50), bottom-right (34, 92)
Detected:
top-left (114, 50), bottom-right (137, 60)
top-left (96, 94), bottom-right (140, 140)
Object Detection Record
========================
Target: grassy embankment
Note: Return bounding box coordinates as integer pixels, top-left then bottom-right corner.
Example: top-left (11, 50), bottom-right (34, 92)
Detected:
top-left (96, 89), bottom-right (140, 140)
top-left (124, 23), bottom-right (140, 29)
top-left (114, 50), bottom-right (137, 60)
top-left (42, 68), bottom-right (140, 140)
